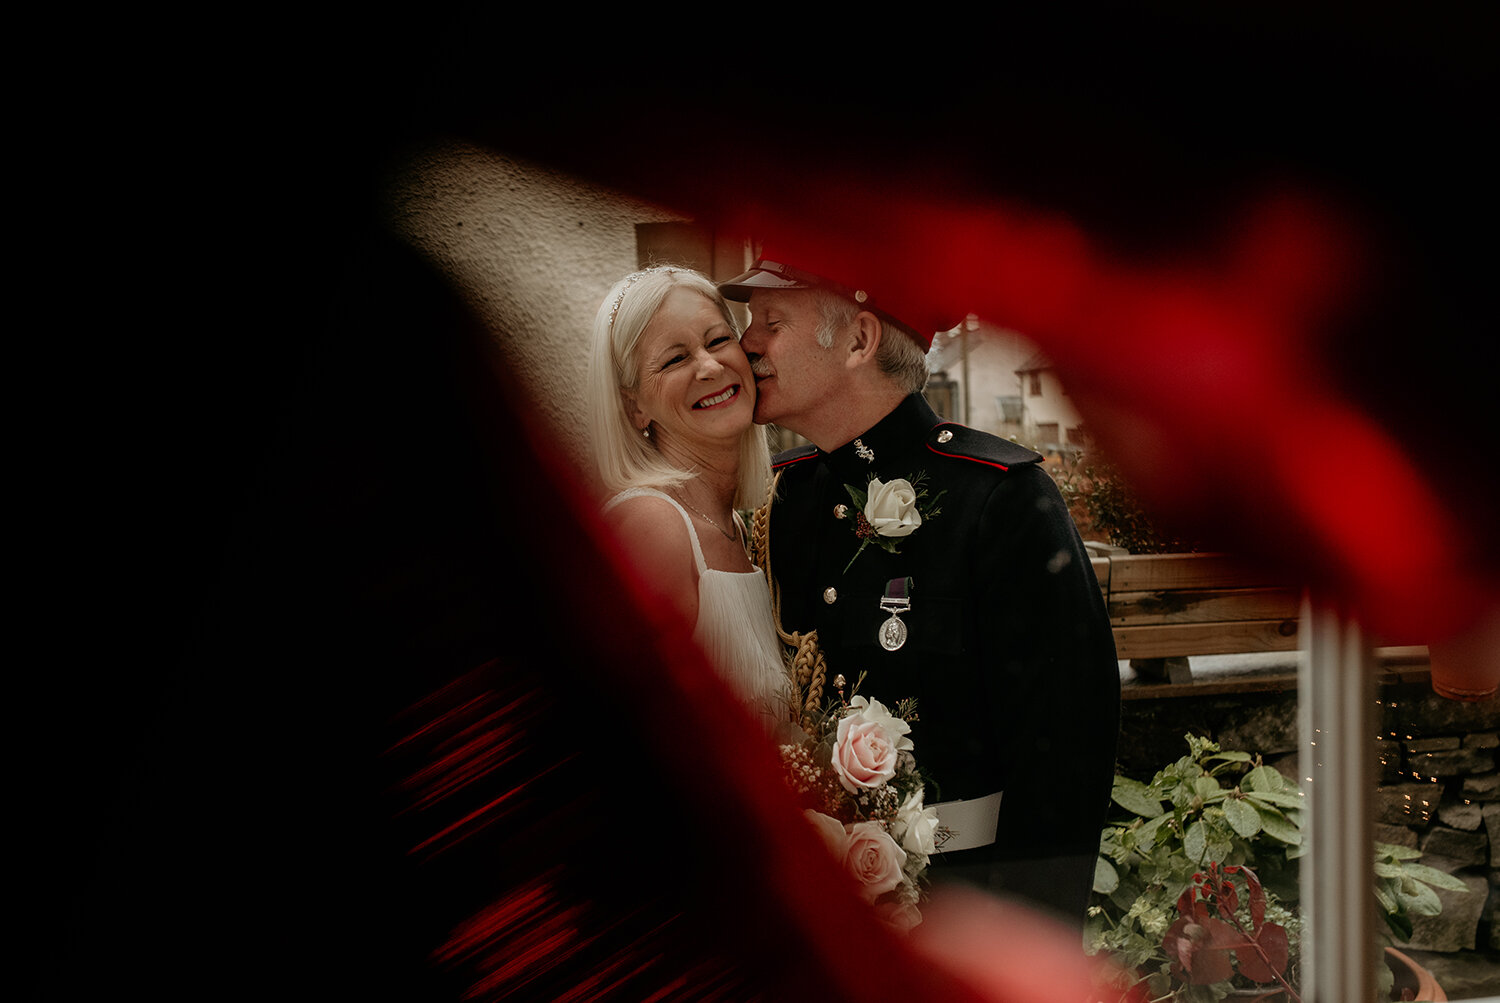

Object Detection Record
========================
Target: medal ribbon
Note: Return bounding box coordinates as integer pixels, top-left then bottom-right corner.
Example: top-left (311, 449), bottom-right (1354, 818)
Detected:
top-left (881, 577), bottom-right (913, 608)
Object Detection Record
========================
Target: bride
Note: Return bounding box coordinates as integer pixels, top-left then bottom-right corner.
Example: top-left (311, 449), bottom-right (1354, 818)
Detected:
top-left (588, 266), bottom-right (789, 724)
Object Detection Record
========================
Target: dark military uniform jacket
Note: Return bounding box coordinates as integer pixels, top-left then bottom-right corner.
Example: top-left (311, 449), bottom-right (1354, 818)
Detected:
top-left (767, 394), bottom-right (1120, 922)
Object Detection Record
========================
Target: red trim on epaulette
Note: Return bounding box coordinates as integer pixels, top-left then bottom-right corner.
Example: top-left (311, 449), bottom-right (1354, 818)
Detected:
top-left (772, 448), bottom-right (819, 470)
top-left (925, 444), bottom-right (1010, 471)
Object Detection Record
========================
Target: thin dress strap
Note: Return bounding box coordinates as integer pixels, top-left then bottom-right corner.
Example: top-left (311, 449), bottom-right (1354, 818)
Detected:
top-left (602, 487), bottom-right (707, 573)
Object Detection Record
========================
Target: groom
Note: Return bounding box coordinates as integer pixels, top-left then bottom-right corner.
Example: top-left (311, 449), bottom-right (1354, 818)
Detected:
top-left (720, 258), bottom-right (1120, 924)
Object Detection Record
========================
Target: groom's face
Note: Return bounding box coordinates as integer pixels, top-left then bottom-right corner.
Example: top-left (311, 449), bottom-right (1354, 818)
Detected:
top-left (740, 288), bottom-right (846, 433)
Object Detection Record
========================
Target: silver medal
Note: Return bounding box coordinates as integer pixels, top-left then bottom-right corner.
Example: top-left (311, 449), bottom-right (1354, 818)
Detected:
top-left (877, 580), bottom-right (912, 652)
top-left (879, 613), bottom-right (908, 651)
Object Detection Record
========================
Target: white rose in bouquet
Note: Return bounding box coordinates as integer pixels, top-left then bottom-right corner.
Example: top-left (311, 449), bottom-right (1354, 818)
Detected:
top-left (895, 788), bottom-right (940, 859)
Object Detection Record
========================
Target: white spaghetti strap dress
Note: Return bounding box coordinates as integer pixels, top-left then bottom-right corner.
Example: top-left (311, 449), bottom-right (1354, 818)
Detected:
top-left (605, 488), bottom-right (790, 725)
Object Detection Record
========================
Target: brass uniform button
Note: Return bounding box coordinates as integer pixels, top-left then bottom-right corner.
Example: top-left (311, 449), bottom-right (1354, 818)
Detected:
top-left (823, 587), bottom-right (838, 604)
top-left (833, 504), bottom-right (849, 519)
top-left (936, 429), bottom-right (954, 443)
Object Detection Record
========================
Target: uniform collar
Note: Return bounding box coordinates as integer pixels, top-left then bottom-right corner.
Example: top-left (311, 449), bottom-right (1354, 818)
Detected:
top-left (821, 394), bottom-right (940, 484)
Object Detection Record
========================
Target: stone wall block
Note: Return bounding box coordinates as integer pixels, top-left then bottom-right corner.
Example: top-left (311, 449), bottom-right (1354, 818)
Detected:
top-left (1465, 773), bottom-right (1500, 802)
top-left (1463, 731), bottom-right (1499, 751)
top-left (1216, 701), bottom-right (1299, 758)
top-left (1403, 872), bottom-right (1490, 952)
top-left (1407, 736), bottom-right (1463, 753)
top-left (1488, 871), bottom-right (1500, 951)
top-left (1437, 800), bottom-right (1486, 832)
top-left (1485, 803), bottom-right (1500, 864)
top-left (1386, 686), bottom-right (1500, 735)
top-left (1405, 746), bottom-right (1495, 779)
top-left (1375, 738), bottom-right (1404, 783)
top-left (1375, 822), bottom-right (1420, 849)
top-left (1375, 782), bottom-right (1445, 826)
top-left (1407, 944), bottom-right (1500, 997)
top-left (1421, 825), bottom-right (1489, 869)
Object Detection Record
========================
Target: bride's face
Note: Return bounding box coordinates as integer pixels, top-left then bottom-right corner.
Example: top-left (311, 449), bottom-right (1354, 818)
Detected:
top-left (625, 287), bottom-right (755, 451)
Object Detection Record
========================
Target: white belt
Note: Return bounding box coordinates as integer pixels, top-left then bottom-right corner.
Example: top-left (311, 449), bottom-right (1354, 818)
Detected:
top-left (931, 791), bottom-right (1003, 853)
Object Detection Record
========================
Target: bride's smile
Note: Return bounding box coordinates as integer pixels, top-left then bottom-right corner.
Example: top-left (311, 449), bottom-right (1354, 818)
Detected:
top-left (625, 286), bottom-right (755, 448)
top-left (694, 385), bottom-right (741, 409)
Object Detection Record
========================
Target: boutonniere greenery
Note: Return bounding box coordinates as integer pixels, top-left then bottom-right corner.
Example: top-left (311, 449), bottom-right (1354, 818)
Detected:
top-left (839, 472), bottom-right (945, 573)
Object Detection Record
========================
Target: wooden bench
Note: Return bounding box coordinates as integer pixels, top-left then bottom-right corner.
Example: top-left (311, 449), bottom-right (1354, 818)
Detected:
top-left (1089, 551), bottom-right (1302, 684)
top-left (1087, 550), bottom-right (1432, 690)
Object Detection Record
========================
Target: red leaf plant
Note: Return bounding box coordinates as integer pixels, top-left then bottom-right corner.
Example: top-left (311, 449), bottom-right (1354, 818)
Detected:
top-left (1162, 862), bottom-right (1299, 1002)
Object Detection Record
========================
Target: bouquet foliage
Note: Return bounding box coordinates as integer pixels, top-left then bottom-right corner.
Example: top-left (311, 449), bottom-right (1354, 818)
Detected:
top-left (780, 676), bottom-right (937, 931)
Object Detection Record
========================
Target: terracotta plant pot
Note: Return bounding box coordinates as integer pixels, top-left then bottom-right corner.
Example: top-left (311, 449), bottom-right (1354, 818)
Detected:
top-left (1385, 946), bottom-right (1447, 1001)
top-left (1427, 610), bottom-right (1500, 701)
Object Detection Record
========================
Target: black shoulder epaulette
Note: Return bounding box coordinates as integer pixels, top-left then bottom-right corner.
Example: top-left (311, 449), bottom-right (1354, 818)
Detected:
top-left (771, 444), bottom-right (819, 470)
top-left (924, 423), bottom-right (1043, 471)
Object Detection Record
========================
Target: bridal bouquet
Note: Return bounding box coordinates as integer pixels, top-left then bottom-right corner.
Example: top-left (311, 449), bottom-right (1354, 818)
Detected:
top-left (779, 684), bottom-right (938, 932)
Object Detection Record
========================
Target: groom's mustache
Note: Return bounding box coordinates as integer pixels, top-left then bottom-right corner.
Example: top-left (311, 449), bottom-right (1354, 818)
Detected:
top-left (750, 357), bottom-right (773, 378)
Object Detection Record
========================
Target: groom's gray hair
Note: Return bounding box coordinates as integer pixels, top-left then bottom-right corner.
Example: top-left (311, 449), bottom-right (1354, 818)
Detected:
top-left (813, 290), bottom-right (930, 394)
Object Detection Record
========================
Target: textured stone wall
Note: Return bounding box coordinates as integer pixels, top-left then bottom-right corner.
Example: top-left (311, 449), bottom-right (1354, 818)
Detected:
top-left (382, 143), bottom-right (695, 486)
top-left (1371, 680), bottom-right (1499, 999)
top-left (1120, 675), bottom-right (1500, 996)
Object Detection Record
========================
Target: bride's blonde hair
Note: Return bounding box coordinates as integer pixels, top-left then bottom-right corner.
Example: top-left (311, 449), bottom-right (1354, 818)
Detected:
top-left (588, 265), bottom-right (771, 509)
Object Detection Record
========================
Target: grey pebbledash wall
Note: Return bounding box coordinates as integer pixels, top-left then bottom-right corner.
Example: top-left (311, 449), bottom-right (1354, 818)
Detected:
top-left (1118, 672), bottom-right (1500, 998)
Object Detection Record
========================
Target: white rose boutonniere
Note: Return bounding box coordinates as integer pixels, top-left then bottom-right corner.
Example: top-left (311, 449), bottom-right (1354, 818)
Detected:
top-left (864, 478), bottom-right (922, 537)
top-left (841, 470), bottom-right (945, 572)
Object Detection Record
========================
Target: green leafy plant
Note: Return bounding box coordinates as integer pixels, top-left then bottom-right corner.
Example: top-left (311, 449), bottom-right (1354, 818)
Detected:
top-left (1372, 841), bottom-right (1470, 944)
top-left (1086, 734), bottom-right (1466, 1002)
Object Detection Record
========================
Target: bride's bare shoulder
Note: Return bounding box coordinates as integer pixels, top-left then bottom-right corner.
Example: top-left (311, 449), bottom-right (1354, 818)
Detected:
top-left (603, 485), bottom-right (696, 566)
top-left (604, 492), bottom-right (687, 540)
top-left (602, 494), bottom-right (699, 617)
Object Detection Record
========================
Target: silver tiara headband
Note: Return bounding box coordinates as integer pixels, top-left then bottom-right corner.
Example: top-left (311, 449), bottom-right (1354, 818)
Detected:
top-left (608, 266), bottom-right (677, 331)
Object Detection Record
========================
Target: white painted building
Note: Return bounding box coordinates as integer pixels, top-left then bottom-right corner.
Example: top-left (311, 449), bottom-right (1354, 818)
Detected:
top-left (924, 316), bottom-right (1037, 439)
top-left (925, 319), bottom-right (1086, 454)
top-left (1014, 350), bottom-right (1088, 454)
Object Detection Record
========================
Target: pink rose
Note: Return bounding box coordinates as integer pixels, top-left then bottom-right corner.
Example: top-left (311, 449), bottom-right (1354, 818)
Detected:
top-left (831, 696), bottom-right (911, 795)
top-left (845, 821), bottom-right (907, 902)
